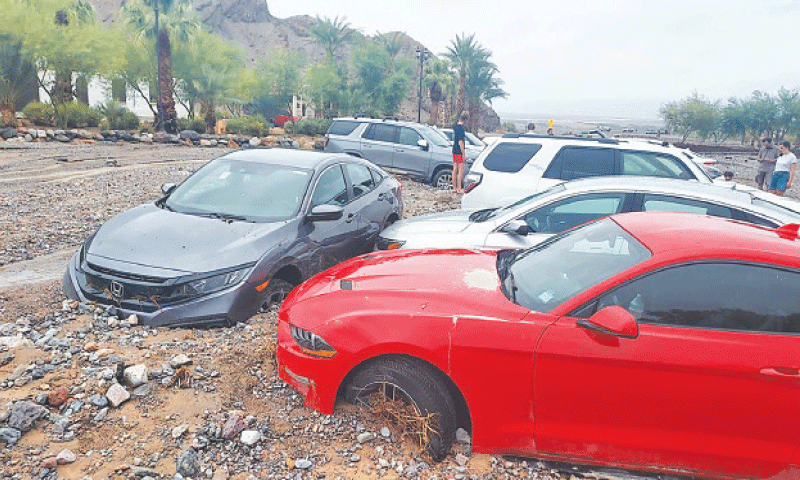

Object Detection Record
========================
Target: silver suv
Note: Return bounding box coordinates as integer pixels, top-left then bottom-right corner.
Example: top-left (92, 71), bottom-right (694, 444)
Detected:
top-left (324, 117), bottom-right (478, 188)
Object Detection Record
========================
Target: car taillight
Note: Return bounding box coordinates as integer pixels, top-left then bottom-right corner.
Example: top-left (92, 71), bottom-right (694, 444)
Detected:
top-left (463, 172), bottom-right (482, 193)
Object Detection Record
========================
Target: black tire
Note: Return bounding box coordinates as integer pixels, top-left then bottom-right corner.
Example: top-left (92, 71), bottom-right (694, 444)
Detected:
top-left (257, 278), bottom-right (294, 313)
top-left (344, 357), bottom-right (456, 461)
top-left (431, 168), bottom-right (453, 190)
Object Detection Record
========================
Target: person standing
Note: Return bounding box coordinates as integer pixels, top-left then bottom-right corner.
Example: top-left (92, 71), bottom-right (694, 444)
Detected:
top-left (526, 122), bottom-right (536, 134)
top-left (452, 111), bottom-right (468, 193)
top-left (755, 138), bottom-right (780, 190)
top-left (769, 141), bottom-right (797, 196)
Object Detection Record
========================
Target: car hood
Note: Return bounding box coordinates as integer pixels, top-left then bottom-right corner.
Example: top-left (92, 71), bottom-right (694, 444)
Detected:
top-left (86, 203), bottom-right (286, 276)
top-left (381, 210), bottom-right (476, 238)
top-left (285, 249), bottom-right (528, 328)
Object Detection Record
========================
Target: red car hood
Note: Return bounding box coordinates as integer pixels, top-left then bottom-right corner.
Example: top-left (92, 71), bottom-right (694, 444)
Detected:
top-left (284, 249), bottom-right (529, 329)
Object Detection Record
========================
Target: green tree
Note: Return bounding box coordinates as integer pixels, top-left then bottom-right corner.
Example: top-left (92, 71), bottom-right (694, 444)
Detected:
top-left (303, 62), bottom-right (344, 118)
top-left (660, 93), bottom-right (720, 143)
top-left (253, 48), bottom-right (304, 130)
top-left (464, 57), bottom-right (507, 132)
top-left (423, 58), bottom-right (456, 126)
top-left (311, 15), bottom-right (357, 62)
top-left (743, 91), bottom-right (778, 140)
top-left (0, 38), bottom-right (36, 125)
top-left (721, 98), bottom-right (749, 144)
top-left (775, 88), bottom-right (800, 141)
top-left (351, 41), bottom-right (413, 117)
top-left (444, 33), bottom-right (487, 118)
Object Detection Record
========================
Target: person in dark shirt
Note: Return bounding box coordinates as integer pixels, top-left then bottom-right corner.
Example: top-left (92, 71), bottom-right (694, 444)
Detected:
top-left (452, 111), bottom-right (468, 193)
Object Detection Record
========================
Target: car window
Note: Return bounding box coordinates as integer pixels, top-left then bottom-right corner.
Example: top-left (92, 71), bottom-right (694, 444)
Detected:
top-left (544, 147), bottom-right (615, 180)
top-left (363, 124), bottom-right (397, 143)
top-left (310, 165), bottom-right (349, 208)
top-left (592, 262), bottom-right (800, 334)
top-left (345, 163), bottom-right (376, 199)
top-left (500, 218), bottom-right (651, 313)
top-left (522, 193), bottom-right (627, 234)
top-left (369, 167), bottom-right (385, 184)
top-left (742, 212), bottom-right (779, 228)
top-left (416, 124), bottom-right (451, 147)
top-left (620, 151), bottom-right (695, 180)
top-left (483, 142), bottom-right (543, 173)
top-left (465, 132), bottom-right (485, 147)
top-left (642, 194), bottom-right (733, 218)
top-left (328, 120), bottom-right (360, 136)
top-left (398, 127), bottom-right (423, 146)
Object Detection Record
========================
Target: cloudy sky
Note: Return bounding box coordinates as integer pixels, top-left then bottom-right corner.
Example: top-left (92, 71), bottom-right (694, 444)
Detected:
top-left (270, 0), bottom-right (800, 121)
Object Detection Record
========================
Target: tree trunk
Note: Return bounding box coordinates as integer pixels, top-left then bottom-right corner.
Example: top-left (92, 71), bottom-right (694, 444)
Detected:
top-left (456, 70), bottom-right (466, 117)
top-left (429, 100), bottom-right (440, 126)
top-left (467, 103), bottom-right (479, 134)
top-left (1, 101), bottom-right (14, 126)
top-left (158, 29), bottom-right (178, 134)
top-left (203, 101), bottom-right (216, 134)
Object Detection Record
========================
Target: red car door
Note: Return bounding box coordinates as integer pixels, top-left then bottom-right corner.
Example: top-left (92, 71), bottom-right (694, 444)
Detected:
top-left (533, 262), bottom-right (800, 479)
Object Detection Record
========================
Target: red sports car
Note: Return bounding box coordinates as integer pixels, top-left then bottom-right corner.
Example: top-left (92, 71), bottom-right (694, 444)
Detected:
top-left (277, 212), bottom-right (800, 480)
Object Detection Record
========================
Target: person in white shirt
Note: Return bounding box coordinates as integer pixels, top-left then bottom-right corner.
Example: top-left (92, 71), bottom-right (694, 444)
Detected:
top-left (769, 141), bottom-right (797, 196)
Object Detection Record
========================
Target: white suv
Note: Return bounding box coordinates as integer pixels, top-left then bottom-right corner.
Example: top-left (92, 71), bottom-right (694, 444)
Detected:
top-left (462, 134), bottom-right (712, 209)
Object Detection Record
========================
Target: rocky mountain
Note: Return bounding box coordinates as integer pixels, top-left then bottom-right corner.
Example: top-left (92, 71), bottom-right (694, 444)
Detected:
top-left (88, 0), bottom-right (500, 130)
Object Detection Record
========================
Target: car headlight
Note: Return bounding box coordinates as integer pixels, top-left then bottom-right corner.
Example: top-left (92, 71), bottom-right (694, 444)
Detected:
top-left (376, 237), bottom-right (405, 250)
top-left (290, 325), bottom-right (337, 358)
top-left (175, 266), bottom-right (250, 298)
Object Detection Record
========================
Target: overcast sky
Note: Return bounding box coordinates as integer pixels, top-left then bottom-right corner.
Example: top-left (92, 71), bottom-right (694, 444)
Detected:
top-left (270, 0), bottom-right (800, 121)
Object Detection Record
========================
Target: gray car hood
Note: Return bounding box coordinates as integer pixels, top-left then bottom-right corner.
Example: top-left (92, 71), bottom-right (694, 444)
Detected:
top-left (382, 209), bottom-right (475, 237)
top-left (86, 203), bottom-right (285, 277)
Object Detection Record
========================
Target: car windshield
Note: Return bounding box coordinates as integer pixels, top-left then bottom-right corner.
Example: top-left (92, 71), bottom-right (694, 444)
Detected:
top-left (418, 125), bottom-right (451, 148)
top-left (465, 132), bottom-right (485, 147)
top-left (164, 159), bottom-right (313, 223)
top-left (470, 184), bottom-right (566, 222)
top-left (498, 217), bottom-right (651, 312)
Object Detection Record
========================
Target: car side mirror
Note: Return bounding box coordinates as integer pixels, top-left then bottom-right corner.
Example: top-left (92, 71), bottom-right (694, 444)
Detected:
top-left (417, 139), bottom-right (429, 151)
top-left (577, 305), bottom-right (639, 339)
top-left (305, 204), bottom-right (344, 223)
top-left (161, 183), bottom-right (177, 196)
top-left (501, 219), bottom-right (533, 236)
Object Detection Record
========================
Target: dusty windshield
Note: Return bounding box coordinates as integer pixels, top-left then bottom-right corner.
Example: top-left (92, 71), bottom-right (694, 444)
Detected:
top-left (418, 125), bottom-right (452, 148)
top-left (473, 184), bottom-right (566, 222)
top-left (498, 218), bottom-right (651, 312)
top-left (165, 159), bottom-right (313, 223)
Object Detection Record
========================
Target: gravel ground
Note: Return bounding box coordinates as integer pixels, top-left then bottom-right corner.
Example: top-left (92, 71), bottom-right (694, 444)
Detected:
top-left (0, 141), bottom-right (779, 480)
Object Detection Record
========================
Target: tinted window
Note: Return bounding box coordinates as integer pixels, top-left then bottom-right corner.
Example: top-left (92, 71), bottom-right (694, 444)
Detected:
top-left (364, 124), bottom-right (397, 143)
top-left (522, 193), bottom-right (627, 234)
top-left (545, 147), bottom-right (615, 180)
top-left (483, 143), bottom-right (542, 173)
top-left (310, 165), bottom-right (348, 208)
top-left (398, 127), bottom-right (422, 146)
top-left (620, 151), bottom-right (694, 180)
top-left (642, 194), bottom-right (732, 218)
top-left (345, 163), bottom-right (376, 199)
top-left (327, 120), bottom-right (360, 136)
top-left (593, 262), bottom-right (800, 334)
top-left (743, 212), bottom-right (778, 228)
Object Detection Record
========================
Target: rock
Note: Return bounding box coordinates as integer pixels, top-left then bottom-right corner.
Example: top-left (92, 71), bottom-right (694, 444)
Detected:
top-left (126, 314), bottom-right (139, 325)
top-left (123, 364), bottom-right (148, 387)
top-left (48, 388), bottom-right (70, 407)
top-left (0, 334), bottom-right (33, 349)
top-left (295, 458), bottom-right (312, 469)
top-left (176, 448), bottom-right (200, 478)
top-left (105, 383), bottom-right (130, 407)
top-left (41, 457), bottom-right (58, 468)
top-left (248, 137), bottom-right (261, 147)
top-left (8, 364), bottom-right (27, 381)
top-left (357, 432), bottom-right (375, 444)
top-left (349, 454), bottom-right (361, 463)
top-left (240, 430), bottom-right (261, 445)
top-left (455, 453), bottom-right (469, 466)
top-left (221, 412), bottom-right (246, 439)
top-left (170, 354), bottom-right (192, 368)
top-left (455, 427), bottom-right (471, 444)
top-left (0, 427), bottom-right (22, 446)
top-left (56, 449), bottom-right (77, 464)
top-left (199, 139), bottom-right (212, 147)
top-left (132, 384), bottom-right (151, 397)
top-left (0, 127), bottom-right (17, 139)
top-left (172, 423), bottom-right (189, 439)
top-left (7, 401), bottom-right (47, 431)
top-left (179, 130), bottom-right (200, 142)
top-left (88, 394), bottom-right (108, 408)
top-left (380, 427), bottom-right (391, 438)
top-left (0, 352), bottom-right (14, 366)
top-left (83, 341), bottom-right (99, 352)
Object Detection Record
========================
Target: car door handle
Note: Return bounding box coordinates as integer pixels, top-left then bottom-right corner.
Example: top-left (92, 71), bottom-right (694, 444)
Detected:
top-left (759, 367), bottom-right (800, 378)
top-left (346, 213), bottom-right (356, 223)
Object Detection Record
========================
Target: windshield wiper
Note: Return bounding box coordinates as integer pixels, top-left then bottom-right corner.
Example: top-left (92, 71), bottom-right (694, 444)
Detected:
top-left (203, 212), bottom-right (252, 222)
top-left (503, 270), bottom-right (518, 302)
top-left (468, 208), bottom-right (498, 222)
top-left (156, 199), bottom-right (174, 212)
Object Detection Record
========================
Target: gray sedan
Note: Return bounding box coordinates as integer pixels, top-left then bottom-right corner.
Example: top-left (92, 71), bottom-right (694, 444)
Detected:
top-left (377, 176), bottom-right (799, 251)
top-left (63, 149), bottom-right (403, 327)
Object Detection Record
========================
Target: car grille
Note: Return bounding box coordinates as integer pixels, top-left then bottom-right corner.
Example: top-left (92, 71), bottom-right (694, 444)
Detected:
top-left (78, 263), bottom-right (183, 313)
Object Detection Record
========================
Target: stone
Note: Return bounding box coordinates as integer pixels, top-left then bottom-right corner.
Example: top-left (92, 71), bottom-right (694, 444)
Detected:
top-left (170, 354), bottom-right (192, 368)
top-left (0, 334), bottom-right (33, 349)
top-left (123, 364), bottom-right (148, 387)
top-left (105, 383), bottom-right (130, 407)
top-left (455, 427), bottom-right (471, 444)
top-left (0, 427), bottom-right (22, 446)
top-left (132, 383), bottom-right (151, 397)
top-left (240, 430), bottom-right (261, 446)
top-left (7, 401), bottom-right (47, 431)
top-left (380, 427), bottom-right (391, 438)
top-left (179, 130), bottom-right (200, 142)
top-left (48, 388), bottom-right (70, 407)
top-left (176, 448), bottom-right (200, 478)
top-left (0, 352), bottom-right (14, 366)
top-left (56, 449), bottom-right (77, 464)
top-left (172, 423), bottom-right (189, 439)
top-left (357, 432), bottom-right (375, 444)
top-left (88, 394), bottom-right (108, 408)
top-left (126, 314), bottom-right (138, 325)
top-left (83, 341), bottom-right (99, 352)
top-left (199, 139), bottom-right (212, 147)
top-left (221, 412), bottom-right (246, 439)
top-left (455, 453), bottom-right (469, 466)
top-left (248, 137), bottom-right (261, 147)
top-left (41, 457), bottom-right (58, 468)
top-left (295, 458), bottom-right (312, 469)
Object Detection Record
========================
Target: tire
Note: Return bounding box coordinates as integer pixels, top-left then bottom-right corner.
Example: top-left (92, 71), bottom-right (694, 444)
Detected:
top-left (344, 357), bottom-right (456, 461)
top-left (257, 278), bottom-right (294, 313)
top-left (432, 168), bottom-right (453, 190)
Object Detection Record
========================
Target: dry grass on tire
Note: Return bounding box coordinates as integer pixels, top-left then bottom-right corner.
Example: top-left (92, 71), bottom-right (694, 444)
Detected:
top-left (364, 390), bottom-right (440, 452)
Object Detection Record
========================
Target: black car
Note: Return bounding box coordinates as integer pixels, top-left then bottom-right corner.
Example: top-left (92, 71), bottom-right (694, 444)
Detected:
top-left (62, 149), bottom-right (403, 327)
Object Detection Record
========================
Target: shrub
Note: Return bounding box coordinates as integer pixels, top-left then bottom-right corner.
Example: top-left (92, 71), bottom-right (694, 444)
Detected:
top-left (23, 102), bottom-right (55, 126)
top-left (62, 102), bottom-right (101, 128)
top-left (295, 118), bottom-right (332, 136)
top-left (98, 101), bottom-right (140, 130)
top-left (120, 111), bottom-right (140, 130)
top-left (177, 118), bottom-right (206, 134)
top-left (226, 115), bottom-right (269, 137)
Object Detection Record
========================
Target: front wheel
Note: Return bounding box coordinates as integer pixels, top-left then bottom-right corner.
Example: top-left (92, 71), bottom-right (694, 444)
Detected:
top-left (432, 169), bottom-right (453, 190)
top-left (257, 278), bottom-right (295, 313)
top-left (344, 357), bottom-right (456, 461)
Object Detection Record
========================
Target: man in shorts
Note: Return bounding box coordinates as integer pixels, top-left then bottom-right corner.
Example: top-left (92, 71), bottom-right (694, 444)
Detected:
top-left (756, 138), bottom-right (780, 190)
top-left (769, 141), bottom-right (797, 196)
top-left (451, 111), bottom-right (468, 193)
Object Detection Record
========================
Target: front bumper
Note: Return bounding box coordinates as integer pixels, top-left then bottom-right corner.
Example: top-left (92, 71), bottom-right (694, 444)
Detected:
top-left (62, 252), bottom-right (260, 328)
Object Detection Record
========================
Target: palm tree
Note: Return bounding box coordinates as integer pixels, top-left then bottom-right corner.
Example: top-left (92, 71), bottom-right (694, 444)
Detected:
top-left (0, 38), bottom-right (36, 125)
top-left (444, 33), bottom-right (488, 119)
top-left (465, 60), bottom-right (507, 132)
top-left (124, 0), bottom-right (199, 133)
top-left (311, 15), bottom-right (356, 62)
top-left (424, 58), bottom-right (455, 126)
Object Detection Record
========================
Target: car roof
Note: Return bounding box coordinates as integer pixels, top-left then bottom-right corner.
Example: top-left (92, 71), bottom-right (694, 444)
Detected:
top-left (613, 212), bottom-right (800, 266)
top-left (217, 148), bottom-right (356, 170)
top-left (561, 176), bottom-right (747, 202)
top-left (497, 133), bottom-right (688, 154)
top-left (332, 117), bottom-right (428, 129)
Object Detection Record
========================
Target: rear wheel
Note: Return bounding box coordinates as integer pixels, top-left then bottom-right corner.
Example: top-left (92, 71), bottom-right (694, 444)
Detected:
top-left (257, 278), bottom-right (294, 313)
top-left (432, 168), bottom-right (453, 190)
top-left (344, 357), bottom-right (456, 461)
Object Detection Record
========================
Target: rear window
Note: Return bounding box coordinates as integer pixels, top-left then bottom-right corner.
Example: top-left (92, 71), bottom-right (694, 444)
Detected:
top-left (327, 121), bottom-right (360, 136)
top-left (483, 143), bottom-right (542, 173)
top-left (544, 146), bottom-right (615, 180)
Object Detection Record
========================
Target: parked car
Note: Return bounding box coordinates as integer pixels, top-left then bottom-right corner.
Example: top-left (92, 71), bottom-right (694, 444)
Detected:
top-left (438, 127), bottom-right (487, 149)
top-left (324, 117), bottom-right (479, 189)
top-left (461, 133), bottom-right (712, 210)
top-left (62, 149), bottom-right (403, 328)
top-left (277, 212), bottom-right (800, 478)
top-left (376, 176), bottom-right (800, 250)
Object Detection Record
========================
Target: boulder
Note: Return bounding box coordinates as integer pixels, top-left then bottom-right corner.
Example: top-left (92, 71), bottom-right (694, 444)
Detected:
top-left (105, 383), bottom-right (130, 407)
